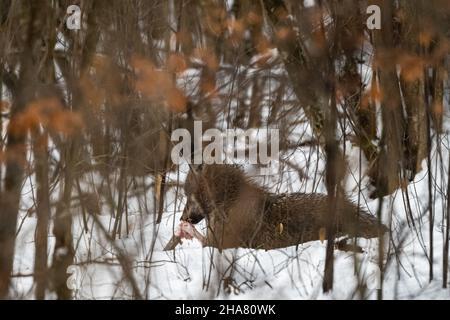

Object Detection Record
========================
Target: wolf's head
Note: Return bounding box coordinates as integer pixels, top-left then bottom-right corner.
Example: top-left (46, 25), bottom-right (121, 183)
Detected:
top-left (181, 164), bottom-right (246, 224)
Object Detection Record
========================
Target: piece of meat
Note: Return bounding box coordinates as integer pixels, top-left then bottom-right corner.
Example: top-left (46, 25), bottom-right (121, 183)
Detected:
top-left (175, 221), bottom-right (206, 245)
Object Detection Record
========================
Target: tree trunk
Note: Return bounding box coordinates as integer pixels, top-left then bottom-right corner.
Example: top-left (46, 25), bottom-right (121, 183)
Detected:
top-left (33, 132), bottom-right (50, 299)
top-left (50, 139), bottom-right (77, 299)
top-left (0, 2), bottom-right (44, 298)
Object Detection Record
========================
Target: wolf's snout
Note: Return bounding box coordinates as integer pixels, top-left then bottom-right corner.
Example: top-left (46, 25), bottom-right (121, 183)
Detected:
top-left (181, 197), bottom-right (205, 224)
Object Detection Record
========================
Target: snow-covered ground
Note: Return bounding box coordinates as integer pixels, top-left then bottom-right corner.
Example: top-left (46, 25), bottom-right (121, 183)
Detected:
top-left (10, 134), bottom-right (450, 299)
top-left (8, 54), bottom-right (450, 299)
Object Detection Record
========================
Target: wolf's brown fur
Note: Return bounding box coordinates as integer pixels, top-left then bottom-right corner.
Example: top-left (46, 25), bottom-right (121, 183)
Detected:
top-left (179, 164), bottom-right (387, 250)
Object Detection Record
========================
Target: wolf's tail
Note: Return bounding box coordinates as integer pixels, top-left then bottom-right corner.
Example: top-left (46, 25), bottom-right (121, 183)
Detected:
top-left (350, 209), bottom-right (389, 239)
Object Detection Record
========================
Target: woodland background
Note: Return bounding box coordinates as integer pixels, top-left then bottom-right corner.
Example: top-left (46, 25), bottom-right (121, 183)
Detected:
top-left (0, 0), bottom-right (449, 299)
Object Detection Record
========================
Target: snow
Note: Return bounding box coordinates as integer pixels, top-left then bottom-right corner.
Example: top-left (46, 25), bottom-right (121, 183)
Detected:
top-left (7, 48), bottom-right (450, 300)
top-left (10, 136), bottom-right (450, 299)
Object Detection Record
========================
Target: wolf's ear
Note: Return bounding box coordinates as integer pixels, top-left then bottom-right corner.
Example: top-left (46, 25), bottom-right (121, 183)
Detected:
top-left (191, 164), bottom-right (203, 172)
top-left (187, 164), bottom-right (203, 180)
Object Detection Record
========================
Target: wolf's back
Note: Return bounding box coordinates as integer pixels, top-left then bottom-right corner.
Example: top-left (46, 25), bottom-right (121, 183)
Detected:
top-left (262, 192), bottom-right (387, 242)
